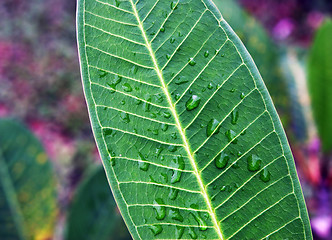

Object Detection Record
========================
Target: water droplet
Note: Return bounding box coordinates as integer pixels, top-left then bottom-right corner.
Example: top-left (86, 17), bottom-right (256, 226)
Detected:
top-left (178, 31), bottom-right (183, 37)
top-left (232, 161), bottom-right (240, 169)
top-left (192, 213), bottom-right (208, 231)
top-left (189, 89), bottom-right (193, 94)
top-left (170, 37), bottom-right (175, 43)
top-left (166, 54), bottom-right (171, 60)
top-left (204, 50), bottom-right (209, 58)
top-left (206, 119), bottom-right (220, 137)
top-left (175, 226), bottom-right (184, 239)
top-left (143, 102), bottom-right (151, 112)
top-left (260, 168), bottom-right (271, 182)
top-left (171, 132), bottom-right (177, 139)
top-left (131, 65), bottom-right (138, 74)
top-left (169, 208), bottom-right (184, 222)
top-left (207, 83), bottom-right (213, 89)
top-left (169, 188), bottom-right (179, 200)
top-left (161, 123), bottom-right (169, 132)
top-left (171, 155), bottom-right (185, 183)
top-left (103, 128), bottom-right (113, 136)
top-left (215, 152), bottom-right (229, 169)
top-left (120, 100), bottom-right (125, 105)
top-left (186, 95), bottom-right (201, 111)
top-left (174, 93), bottom-right (181, 100)
top-left (153, 198), bottom-right (166, 220)
top-left (114, 0), bottom-right (120, 7)
top-left (122, 83), bottom-right (132, 92)
top-left (215, 49), bottom-right (219, 55)
top-left (98, 70), bottom-right (108, 78)
top-left (170, 1), bottom-right (178, 10)
top-left (138, 152), bottom-right (150, 171)
top-left (168, 145), bottom-right (177, 152)
top-left (247, 154), bottom-right (261, 172)
top-left (110, 158), bottom-right (115, 166)
top-left (240, 92), bottom-right (245, 99)
top-left (160, 26), bottom-right (165, 32)
top-left (231, 110), bottom-right (239, 125)
top-left (120, 112), bottom-right (130, 123)
top-left (213, 185), bottom-right (217, 190)
top-left (220, 185), bottom-right (227, 191)
top-left (133, 128), bottom-right (137, 133)
top-left (241, 130), bottom-right (246, 136)
top-left (188, 58), bottom-right (196, 66)
top-left (175, 78), bottom-right (189, 85)
top-left (188, 227), bottom-right (198, 239)
top-left (163, 111), bottom-right (171, 118)
top-left (152, 129), bottom-right (159, 135)
top-left (150, 225), bottom-right (163, 236)
top-left (160, 173), bottom-right (168, 183)
top-left (135, 99), bottom-right (142, 105)
top-left (230, 88), bottom-right (236, 93)
top-left (155, 147), bottom-right (163, 157)
top-left (225, 129), bottom-right (237, 143)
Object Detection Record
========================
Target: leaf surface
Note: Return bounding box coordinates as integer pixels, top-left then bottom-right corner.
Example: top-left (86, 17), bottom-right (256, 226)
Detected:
top-left (0, 119), bottom-right (57, 239)
top-left (77, 0), bottom-right (312, 239)
top-left (308, 19), bottom-right (332, 153)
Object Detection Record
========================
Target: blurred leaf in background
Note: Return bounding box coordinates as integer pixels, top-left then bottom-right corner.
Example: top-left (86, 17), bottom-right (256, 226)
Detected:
top-left (0, 118), bottom-right (57, 240)
top-left (65, 166), bottom-right (131, 240)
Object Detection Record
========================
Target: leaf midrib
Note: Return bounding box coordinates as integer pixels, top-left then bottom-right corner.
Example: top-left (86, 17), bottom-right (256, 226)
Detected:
top-left (128, 1), bottom-right (224, 239)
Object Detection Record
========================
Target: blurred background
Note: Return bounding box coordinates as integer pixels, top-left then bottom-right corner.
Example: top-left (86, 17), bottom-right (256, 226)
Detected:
top-left (0, 0), bottom-right (331, 239)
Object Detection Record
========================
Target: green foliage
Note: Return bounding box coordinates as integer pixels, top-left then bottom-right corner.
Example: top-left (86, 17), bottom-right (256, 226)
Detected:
top-left (308, 19), bottom-right (332, 153)
top-left (0, 119), bottom-right (57, 240)
top-left (77, 0), bottom-right (312, 239)
top-left (65, 166), bottom-right (131, 240)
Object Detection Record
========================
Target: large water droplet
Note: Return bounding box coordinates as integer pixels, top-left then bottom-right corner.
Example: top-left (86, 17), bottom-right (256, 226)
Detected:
top-left (247, 154), bottom-right (261, 172)
top-left (150, 225), bottom-right (163, 236)
top-left (215, 152), bottom-right (229, 169)
top-left (169, 208), bottom-right (184, 222)
top-left (175, 226), bottom-right (184, 239)
top-left (231, 110), bottom-right (239, 125)
top-left (122, 83), bottom-right (132, 92)
top-left (188, 227), bottom-right (198, 239)
top-left (153, 198), bottom-right (166, 220)
top-left (186, 95), bottom-right (201, 111)
top-left (206, 119), bottom-right (220, 137)
top-left (169, 188), bottom-right (179, 200)
top-left (120, 112), bottom-right (130, 123)
top-left (192, 213), bottom-right (208, 231)
top-left (171, 155), bottom-right (185, 183)
top-left (138, 152), bottom-right (150, 171)
top-left (225, 129), bottom-right (237, 143)
top-left (204, 50), bottom-right (209, 58)
top-left (260, 168), bottom-right (271, 182)
top-left (188, 58), bottom-right (196, 66)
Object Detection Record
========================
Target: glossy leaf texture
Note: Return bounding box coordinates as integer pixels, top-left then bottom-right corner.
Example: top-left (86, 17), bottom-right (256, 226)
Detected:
top-left (77, 0), bottom-right (312, 239)
top-left (65, 166), bottom-right (131, 240)
top-left (308, 19), bottom-right (332, 153)
top-left (0, 119), bottom-right (57, 239)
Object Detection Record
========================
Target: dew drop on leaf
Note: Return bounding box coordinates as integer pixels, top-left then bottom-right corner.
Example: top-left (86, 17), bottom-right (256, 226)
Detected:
top-left (207, 83), bottom-right (213, 89)
top-left (231, 161), bottom-right (240, 169)
top-left (240, 92), bottom-right (245, 99)
top-left (175, 78), bottom-right (189, 85)
top-left (191, 213), bottom-right (208, 231)
top-left (169, 208), bottom-right (184, 222)
top-left (171, 132), bottom-right (177, 139)
top-left (160, 26), bottom-right (165, 32)
top-left (171, 155), bottom-right (185, 183)
top-left (231, 109), bottom-right (239, 125)
top-left (120, 100), bottom-right (125, 105)
top-left (166, 54), bottom-right (171, 60)
top-left (131, 65), bottom-right (138, 74)
top-left (169, 188), bottom-right (179, 200)
top-left (161, 123), bottom-right (168, 132)
top-left (138, 152), bottom-right (150, 171)
top-left (175, 226), bottom-right (184, 239)
top-left (185, 95), bottom-right (201, 111)
top-left (174, 93), bottom-right (181, 101)
top-left (98, 70), bottom-right (108, 78)
top-left (168, 145), bottom-right (177, 152)
top-left (170, 37), bottom-right (175, 43)
top-left (188, 58), bottom-right (196, 66)
top-left (103, 128), bottom-right (112, 136)
top-left (150, 225), bottom-right (163, 236)
top-left (188, 227), bottom-right (198, 239)
top-left (170, 1), bottom-right (178, 10)
top-left (204, 50), bottom-right (209, 58)
top-left (163, 111), bottom-right (171, 118)
top-left (153, 198), bottom-right (166, 220)
top-left (260, 168), bottom-right (271, 182)
top-left (215, 152), bottom-right (229, 169)
top-left (122, 83), bottom-right (132, 92)
top-left (120, 112), bottom-right (130, 123)
top-left (247, 154), bottom-right (262, 172)
top-left (225, 129), bottom-right (237, 143)
top-left (206, 118), bottom-right (220, 137)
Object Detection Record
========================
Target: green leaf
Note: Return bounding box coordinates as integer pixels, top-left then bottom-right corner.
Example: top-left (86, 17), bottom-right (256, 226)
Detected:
top-left (77, 0), bottom-right (312, 239)
top-left (0, 118), bottom-right (57, 239)
top-left (65, 166), bottom-right (131, 240)
top-left (308, 19), bottom-right (332, 153)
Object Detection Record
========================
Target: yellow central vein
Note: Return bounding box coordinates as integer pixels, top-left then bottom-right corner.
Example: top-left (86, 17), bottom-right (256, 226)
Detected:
top-left (129, 1), bottom-right (224, 239)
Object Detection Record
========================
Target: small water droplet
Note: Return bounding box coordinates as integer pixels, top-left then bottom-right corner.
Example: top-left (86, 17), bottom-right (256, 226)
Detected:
top-left (171, 132), bottom-right (177, 139)
top-left (231, 110), bottom-right (239, 125)
top-left (247, 154), bottom-right (261, 172)
top-left (98, 70), bottom-right (108, 78)
top-left (204, 50), bottom-right (209, 58)
top-left (237, 151), bottom-right (242, 157)
top-left (168, 145), bottom-right (177, 152)
top-left (186, 95), bottom-right (201, 111)
top-left (174, 93), bottom-right (181, 100)
top-left (166, 54), bottom-right (171, 60)
top-left (260, 168), bottom-right (271, 182)
top-left (188, 58), bottom-right (196, 66)
top-left (225, 129), bottom-right (237, 143)
top-left (143, 102), bottom-right (151, 112)
top-left (152, 129), bottom-right (159, 135)
top-left (171, 155), bottom-right (185, 183)
top-left (110, 158), bottom-right (115, 166)
top-left (230, 88), bottom-right (236, 93)
top-left (169, 188), bottom-right (179, 200)
top-left (135, 99), bottom-right (142, 105)
top-left (207, 83), bottom-right (213, 89)
top-left (163, 111), bottom-right (171, 118)
top-left (120, 112), bottom-right (130, 123)
top-left (153, 198), bottom-right (166, 220)
top-left (155, 147), bottom-right (163, 157)
top-left (150, 225), bottom-right (163, 236)
top-left (175, 226), bottom-right (184, 239)
top-left (241, 130), bottom-right (246, 136)
top-left (178, 31), bottom-right (183, 37)
top-left (215, 49), bottom-right (219, 55)
top-left (122, 83), bottom-right (132, 92)
top-left (160, 26), bottom-right (165, 32)
top-left (138, 152), bottom-right (150, 171)
top-left (232, 161), bottom-right (240, 169)
top-left (120, 100), bottom-right (126, 105)
top-left (170, 37), bottom-right (175, 43)
top-left (131, 65), bottom-right (138, 74)
top-left (207, 118), bottom-right (220, 137)
top-left (170, 1), bottom-right (178, 10)
top-left (240, 92), bottom-right (245, 99)
top-left (188, 227), bottom-right (198, 239)
top-left (220, 185), bottom-right (227, 191)
top-left (161, 123), bottom-right (169, 132)
top-left (215, 152), bottom-right (229, 169)
top-left (175, 78), bottom-right (189, 85)
top-left (103, 128), bottom-right (113, 136)
top-left (169, 208), bottom-right (184, 222)
top-left (114, 0), bottom-right (120, 7)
